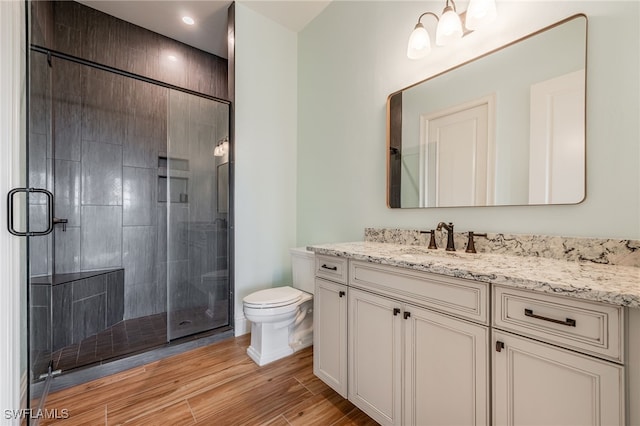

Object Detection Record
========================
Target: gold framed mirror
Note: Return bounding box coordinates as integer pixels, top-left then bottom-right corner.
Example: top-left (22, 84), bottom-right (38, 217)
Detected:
top-left (387, 14), bottom-right (587, 208)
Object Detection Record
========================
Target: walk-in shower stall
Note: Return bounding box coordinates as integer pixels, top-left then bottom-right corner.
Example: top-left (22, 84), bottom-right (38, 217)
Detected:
top-left (22, 27), bottom-right (232, 410)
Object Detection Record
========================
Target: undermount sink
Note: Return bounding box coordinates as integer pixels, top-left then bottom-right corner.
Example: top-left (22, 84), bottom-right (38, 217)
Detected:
top-left (398, 246), bottom-right (462, 258)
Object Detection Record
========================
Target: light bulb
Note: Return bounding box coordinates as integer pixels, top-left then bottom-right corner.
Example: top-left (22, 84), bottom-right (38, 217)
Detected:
top-left (407, 23), bottom-right (432, 59)
top-left (435, 6), bottom-right (463, 46)
top-left (182, 16), bottom-right (195, 25)
top-left (214, 139), bottom-right (229, 157)
top-left (466, 0), bottom-right (497, 30)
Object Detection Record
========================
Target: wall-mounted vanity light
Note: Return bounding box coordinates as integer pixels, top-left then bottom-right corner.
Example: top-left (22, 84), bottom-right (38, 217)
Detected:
top-left (407, 0), bottom-right (497, 59)
top-left (214, 137), bottom-right (229, 157)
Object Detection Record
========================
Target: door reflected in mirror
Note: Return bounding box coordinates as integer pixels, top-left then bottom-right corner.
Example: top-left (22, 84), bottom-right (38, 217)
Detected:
top-left (388, 14), bottom-right (587, 208)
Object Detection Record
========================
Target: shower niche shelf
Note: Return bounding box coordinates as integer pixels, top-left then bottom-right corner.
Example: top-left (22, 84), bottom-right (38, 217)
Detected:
top-left (158, 176), bottom-right (189, 203)
top-left (158, 154), bottom-right (190, 204)
top-left (158, 154), bottom-right (189, 171)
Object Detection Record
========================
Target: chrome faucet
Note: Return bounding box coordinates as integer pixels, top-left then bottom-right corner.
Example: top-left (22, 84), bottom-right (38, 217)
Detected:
top-left (436, 222), bottom-right (455, 251)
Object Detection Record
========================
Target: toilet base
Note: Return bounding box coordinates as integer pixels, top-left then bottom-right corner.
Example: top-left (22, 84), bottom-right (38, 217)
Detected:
top-left (246, 320), bottom-right (294, 366)
top-left (244, 296), bottom-right (314, 366)
top-left (246, 343), bottom-right (294, 367)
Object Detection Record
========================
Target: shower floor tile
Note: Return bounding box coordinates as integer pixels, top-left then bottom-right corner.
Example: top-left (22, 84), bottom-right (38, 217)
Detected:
top-left (51, 312), bottom-right (168, 372)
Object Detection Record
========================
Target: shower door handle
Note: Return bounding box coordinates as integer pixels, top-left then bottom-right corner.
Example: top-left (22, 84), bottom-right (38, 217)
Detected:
top-left (7, 187), bottom-right (54, 236)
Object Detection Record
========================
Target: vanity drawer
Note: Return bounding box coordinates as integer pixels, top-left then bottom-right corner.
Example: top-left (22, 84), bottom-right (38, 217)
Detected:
top-left (315, 255), bottom-right (348, 284)
top-left (349, 260), bottom-right (489, 324)
top-left (493, 286), bottom-right (624, 362)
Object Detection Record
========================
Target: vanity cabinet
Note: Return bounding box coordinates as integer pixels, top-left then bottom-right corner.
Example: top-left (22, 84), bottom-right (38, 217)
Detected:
top-left (348, 262), bottom-right (490, 426)
top-left (312, 252), bottom-right (633, 426)
top-left (492, 286), bottom-right (625, 425)
top-left (313, 255), bottom-right (348, 398)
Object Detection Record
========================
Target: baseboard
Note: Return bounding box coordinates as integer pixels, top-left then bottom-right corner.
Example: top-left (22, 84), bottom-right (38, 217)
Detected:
top-left (234, 315), bottom-right (250, 336)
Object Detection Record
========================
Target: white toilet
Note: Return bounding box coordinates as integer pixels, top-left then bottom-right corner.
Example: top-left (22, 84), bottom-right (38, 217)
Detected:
top-left (243, 247), bottom-right (315, 366)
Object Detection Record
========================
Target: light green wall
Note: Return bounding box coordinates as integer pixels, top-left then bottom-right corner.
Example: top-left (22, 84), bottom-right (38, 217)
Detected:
top-left (235, 2), bottom-right (298, 333)
top-left (297, 1), bottom-right (639, 244)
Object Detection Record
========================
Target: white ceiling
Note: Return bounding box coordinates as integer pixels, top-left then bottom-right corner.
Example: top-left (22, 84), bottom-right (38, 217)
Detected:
top-left (242, 1), bottom-right (331, 32)
top-left (77, 1), bottom-right (332, 59)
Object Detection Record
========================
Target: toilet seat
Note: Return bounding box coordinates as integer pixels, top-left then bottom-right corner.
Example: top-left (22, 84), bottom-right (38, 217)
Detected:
top-left (243, 286), bottom-right (302, 309)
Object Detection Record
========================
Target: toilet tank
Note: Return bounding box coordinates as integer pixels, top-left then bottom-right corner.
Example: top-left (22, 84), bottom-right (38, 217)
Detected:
top-left (290, 247), bottom-right (315, 294)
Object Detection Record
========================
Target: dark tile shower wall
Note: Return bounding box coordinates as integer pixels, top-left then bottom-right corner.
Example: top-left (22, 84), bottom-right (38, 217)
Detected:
top-left (30, 1), bottom-right (228, 100)
top-left (30, 283), bottom-right (52, 376)
top-left (28, 51), bottom-right (54, 278)
top-left (29, 1), bottom-right (229, 320)
top-left (46, 58), bottom-right (167, 321)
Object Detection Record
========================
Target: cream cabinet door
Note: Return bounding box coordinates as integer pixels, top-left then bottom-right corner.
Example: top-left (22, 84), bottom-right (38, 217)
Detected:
top-left (348, 288), bottom-right (402, 426)
top-left (493, 331), bottom-right (624, 426)
top-left (404, 304), bottom-right (489, 425)
top-left (313, 278), bottom-right (348, 397)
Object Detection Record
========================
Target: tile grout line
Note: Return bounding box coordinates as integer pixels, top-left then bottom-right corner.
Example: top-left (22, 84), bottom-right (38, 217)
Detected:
top-left (293, 376), bottom-right (314, 396)
top-left (277, 413), bottom-right (293, 426)
top-left (185, 398), bottom-right (197, 424)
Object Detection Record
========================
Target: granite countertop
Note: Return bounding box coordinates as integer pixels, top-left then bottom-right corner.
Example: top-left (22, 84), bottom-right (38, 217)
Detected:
top-left (307, 241), bottom-right (640, 308)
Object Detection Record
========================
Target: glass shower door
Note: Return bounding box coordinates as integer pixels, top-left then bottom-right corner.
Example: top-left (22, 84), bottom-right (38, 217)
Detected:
top-left (27, 51), bottom-right (170, 380)
top-left (28, 49), bottom-right (55, 406)
top-left (166, 89), bottom-right (230, 340)
top-left (26, 48), bottom-right (232, 409)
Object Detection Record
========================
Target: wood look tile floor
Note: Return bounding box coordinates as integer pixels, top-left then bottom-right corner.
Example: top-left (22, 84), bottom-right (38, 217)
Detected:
top-left (42, 334), bottom-right (378, 425)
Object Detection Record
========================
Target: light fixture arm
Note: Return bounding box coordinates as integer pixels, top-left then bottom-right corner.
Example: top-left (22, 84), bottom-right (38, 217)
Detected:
top-left (446, 0), bottom-right (458, 12)
top-left (417, 11), bottom-right (439, 25)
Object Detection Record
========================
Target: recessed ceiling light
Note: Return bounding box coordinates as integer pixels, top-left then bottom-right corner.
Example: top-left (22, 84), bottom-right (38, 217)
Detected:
top-left (182, 16), bottom-right (195, 25)
top-left (168, 55), bottom-right (177, 62)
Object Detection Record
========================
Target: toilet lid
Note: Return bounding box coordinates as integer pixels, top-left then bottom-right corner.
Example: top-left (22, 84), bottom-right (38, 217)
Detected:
top-left (243, 286), bottom-right (302, 308)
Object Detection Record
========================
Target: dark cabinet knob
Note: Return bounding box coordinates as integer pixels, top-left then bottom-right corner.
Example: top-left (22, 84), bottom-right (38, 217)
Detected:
top-left (338, 291), bottom-right (345, 298)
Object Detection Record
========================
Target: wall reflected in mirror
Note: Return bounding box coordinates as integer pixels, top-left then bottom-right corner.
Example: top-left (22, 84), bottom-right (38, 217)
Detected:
top-left (388, 15), bottom-right (587, 208)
